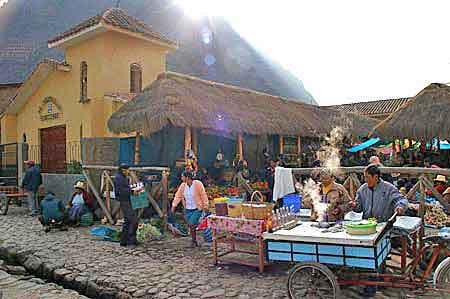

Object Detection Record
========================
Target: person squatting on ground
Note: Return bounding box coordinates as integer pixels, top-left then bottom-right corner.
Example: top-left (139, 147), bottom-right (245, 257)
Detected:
top-left (38, 191), bottom-right (67, 232)
top-left (171, 171), bottom-right (209, 247)
top-left (21, 160), bottom-right (42, 216)
top-left (114, 163), bottom-right (138, 249)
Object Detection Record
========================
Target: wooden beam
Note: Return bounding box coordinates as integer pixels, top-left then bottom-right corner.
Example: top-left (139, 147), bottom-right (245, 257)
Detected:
top-left (192, 128), bottom-right (198, 156)
top-left (237, 133), bottom-right (244, 160)
top-left (82, 169), bottom-right (114, 224)
top-left (82, 165), bottom-right (169, 171)
top-left (291, 166), bottom-right (450, 176)
top-left (418, 178), bottom-right (425, 252)
top-left (185, 127), bottom-right (191, 162)
top-left (406, 180), bottom-right (421, 200)
top-left (161, 170), bottom-right (169, 233)
top-left (134, 132), bottom-right (141, 165)
top-left (297, 136), bottom-right (301, 156)
top-left (279, 136), bottom-right (284, 155)
top-left (104, 171), bottom-right (111, 213)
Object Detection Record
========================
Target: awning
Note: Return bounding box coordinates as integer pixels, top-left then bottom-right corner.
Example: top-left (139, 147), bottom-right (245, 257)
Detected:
top-left (348, 138), bottom-right (380, 153)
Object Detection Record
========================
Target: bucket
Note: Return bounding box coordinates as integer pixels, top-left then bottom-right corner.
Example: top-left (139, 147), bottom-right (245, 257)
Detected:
top-left (282, 194), bottom-right (302, 212)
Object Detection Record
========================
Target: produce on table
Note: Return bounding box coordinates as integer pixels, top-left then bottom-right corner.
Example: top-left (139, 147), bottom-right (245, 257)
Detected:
top-left (424, 203), bottom-right (450, 228)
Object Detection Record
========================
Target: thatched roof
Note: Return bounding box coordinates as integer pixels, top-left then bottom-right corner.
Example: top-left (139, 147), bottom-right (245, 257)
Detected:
top-left (372, 83), bottom-right (450, 139)
top-left (108, 72), bottom-right (377, 137)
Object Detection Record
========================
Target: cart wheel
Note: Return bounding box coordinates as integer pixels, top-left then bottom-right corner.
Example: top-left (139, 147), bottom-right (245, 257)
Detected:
top-left (434, 257), bottom-right (450, 298)
top-left (0, 194), bottom-right (9, 215)
top-left (287, 262), bottom-right (340, 299)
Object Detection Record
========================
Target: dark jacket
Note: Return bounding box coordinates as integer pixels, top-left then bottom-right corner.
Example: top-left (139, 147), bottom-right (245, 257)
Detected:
top-left (114, 172), bottom-right (131, 202)
top-left (21, 165), bottom-right (42, 193)
top-left (40, 193), bottom-right (64, 223)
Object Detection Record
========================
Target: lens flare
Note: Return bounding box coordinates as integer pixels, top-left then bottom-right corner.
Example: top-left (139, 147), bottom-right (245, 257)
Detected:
top-left (175, 0), bottom-right (222, 19)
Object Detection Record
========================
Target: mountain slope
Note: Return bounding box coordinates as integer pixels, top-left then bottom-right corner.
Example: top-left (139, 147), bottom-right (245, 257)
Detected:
top-left (0, 0), bottom-right (316, 104)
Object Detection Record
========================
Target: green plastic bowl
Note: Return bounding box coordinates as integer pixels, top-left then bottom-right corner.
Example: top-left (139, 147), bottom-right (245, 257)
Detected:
top-left (345, 221), bottom-right (377, 235)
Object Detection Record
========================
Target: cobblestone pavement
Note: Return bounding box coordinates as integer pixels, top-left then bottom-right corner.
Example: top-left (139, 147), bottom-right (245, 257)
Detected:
top-left (0, 207), bottom-right (443, 299)
top-left (0, 269), bottom-right (88, 299)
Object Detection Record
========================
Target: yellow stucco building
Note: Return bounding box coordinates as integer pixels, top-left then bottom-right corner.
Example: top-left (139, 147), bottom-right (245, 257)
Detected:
top-left (0, 8), bottom-right (177, 172)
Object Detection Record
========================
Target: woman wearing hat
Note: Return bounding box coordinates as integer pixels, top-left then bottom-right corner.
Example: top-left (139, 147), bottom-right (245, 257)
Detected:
top-left (68, 181), bottom-right (93, 225)
top-left (426, 175), bottom-right (447, 196)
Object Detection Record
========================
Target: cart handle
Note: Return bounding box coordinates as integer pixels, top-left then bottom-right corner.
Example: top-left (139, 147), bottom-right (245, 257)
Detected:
top-left (386, 212), bottom-right (398, 230)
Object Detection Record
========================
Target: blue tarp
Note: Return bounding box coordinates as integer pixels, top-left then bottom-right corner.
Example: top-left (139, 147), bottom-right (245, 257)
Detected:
top-left (440, 142), bottom-right (450, 150)
top-left (348, 138), bottom-right (381, 153)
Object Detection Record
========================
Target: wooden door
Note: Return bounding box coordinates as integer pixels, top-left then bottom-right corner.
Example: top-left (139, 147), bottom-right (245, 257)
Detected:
top-left (40, 126), bottom-right (66, 173)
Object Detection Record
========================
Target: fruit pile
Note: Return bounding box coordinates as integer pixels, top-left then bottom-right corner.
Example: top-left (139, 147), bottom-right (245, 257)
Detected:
top-left (251, 182), bottom-right (269, 191)
top-left (425, 203), bottom-right (450, 228)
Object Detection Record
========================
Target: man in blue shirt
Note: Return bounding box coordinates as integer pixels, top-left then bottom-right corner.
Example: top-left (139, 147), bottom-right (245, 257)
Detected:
top-left (39, 192), bottom-right (66, 232)
top-left (21, 160), bottom-right (42, 216)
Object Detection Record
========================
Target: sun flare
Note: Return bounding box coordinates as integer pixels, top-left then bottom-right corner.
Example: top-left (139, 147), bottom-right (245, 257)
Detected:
top-left (175, 0), bottom-right (223, 19)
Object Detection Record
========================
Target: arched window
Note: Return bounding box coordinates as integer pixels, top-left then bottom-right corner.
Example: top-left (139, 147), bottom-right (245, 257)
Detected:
top-left (80, 61), bottom-right (88, 102)
top-left (130, 63), bottom-right (142, 93)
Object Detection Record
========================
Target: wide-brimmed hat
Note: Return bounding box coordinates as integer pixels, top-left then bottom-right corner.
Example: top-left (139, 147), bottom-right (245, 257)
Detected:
top-left (434, 175), bottom-right (447, 183)
top-left (74, 181), bottom-right (85, 190)
top-left (24, 160), bottom-right (35, 165)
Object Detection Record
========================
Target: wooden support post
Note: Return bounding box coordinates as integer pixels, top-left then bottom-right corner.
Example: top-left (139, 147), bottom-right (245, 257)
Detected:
top-left (418, 178), bottom-right (426, 253)
top-left (258, 236), bottom-right (265, 273)
top-left (297, 136), bottom-right (302, 167)
top-left (161, 170), bottom-right (169, 233)
top-left (82, 169), bottom-right (114, 224)
top-left (349, 176), bottom-right (355, 200)
top-left (406, 180), bottom-right (421, 200)
top-left (237, 133), bottom-right (244, 160)
top-left (135, 132), bottom-right (141, 165)
top-left (184, 127), bottom-right (191, 162)
top-left (192, 128), bottom-right (198, 156)
top-left (104, 171), bottom-right (111, 213)
top-left (279, 135), bottom-right (284, 155)
top-left (212, 228), bottom-right (218, 265)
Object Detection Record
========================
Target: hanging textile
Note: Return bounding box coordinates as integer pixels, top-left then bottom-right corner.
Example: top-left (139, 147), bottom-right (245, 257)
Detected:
top-left (347, 138), bottom-right (380, 153)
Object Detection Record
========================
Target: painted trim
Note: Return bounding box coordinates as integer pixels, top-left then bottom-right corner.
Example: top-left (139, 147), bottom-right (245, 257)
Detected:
top-left (48, 23), bottom-right (104, 49)
top-left (102, 23), bottom-right (178, 50)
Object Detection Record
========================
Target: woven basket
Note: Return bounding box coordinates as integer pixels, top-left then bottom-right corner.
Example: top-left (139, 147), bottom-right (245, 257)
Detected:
top-left (227, 201), bottom-right (243, 218)
top-left (242, 191), bottom-right (274, 220)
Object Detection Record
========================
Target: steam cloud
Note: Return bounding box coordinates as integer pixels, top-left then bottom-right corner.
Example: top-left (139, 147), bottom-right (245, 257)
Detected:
top-left (301, 113), bottom-right (351, 221)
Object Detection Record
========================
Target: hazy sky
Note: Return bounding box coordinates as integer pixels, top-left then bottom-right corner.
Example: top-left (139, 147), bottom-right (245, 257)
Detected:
top-left (177, 0), bottom-right (450, 105)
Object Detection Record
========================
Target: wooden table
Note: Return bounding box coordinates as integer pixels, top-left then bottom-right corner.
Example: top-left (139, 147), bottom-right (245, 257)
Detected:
top-left (208, 215), bottom-right (267, 273)
top-left (0, 187), bottom-right (27, 215)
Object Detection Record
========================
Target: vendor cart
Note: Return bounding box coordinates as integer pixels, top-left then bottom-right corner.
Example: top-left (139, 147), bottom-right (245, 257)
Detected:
top-left (0, 186), bottom-right (27, 215)
top-left (263, 214), bottom-right (450, 298)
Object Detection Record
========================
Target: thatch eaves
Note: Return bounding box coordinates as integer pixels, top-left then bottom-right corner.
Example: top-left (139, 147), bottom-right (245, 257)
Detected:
top-left (372, 83), bottom-right (450, 139)
top-left (108, 72), bottom-right (376, 138)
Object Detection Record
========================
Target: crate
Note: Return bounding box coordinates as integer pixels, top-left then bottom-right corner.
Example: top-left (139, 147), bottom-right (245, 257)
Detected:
top-left (215, 202), bottom-right (228, 216)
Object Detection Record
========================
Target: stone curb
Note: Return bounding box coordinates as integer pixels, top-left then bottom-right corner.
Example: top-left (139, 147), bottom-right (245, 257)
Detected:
top-left (0, 243), bottom-right (131, 299)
